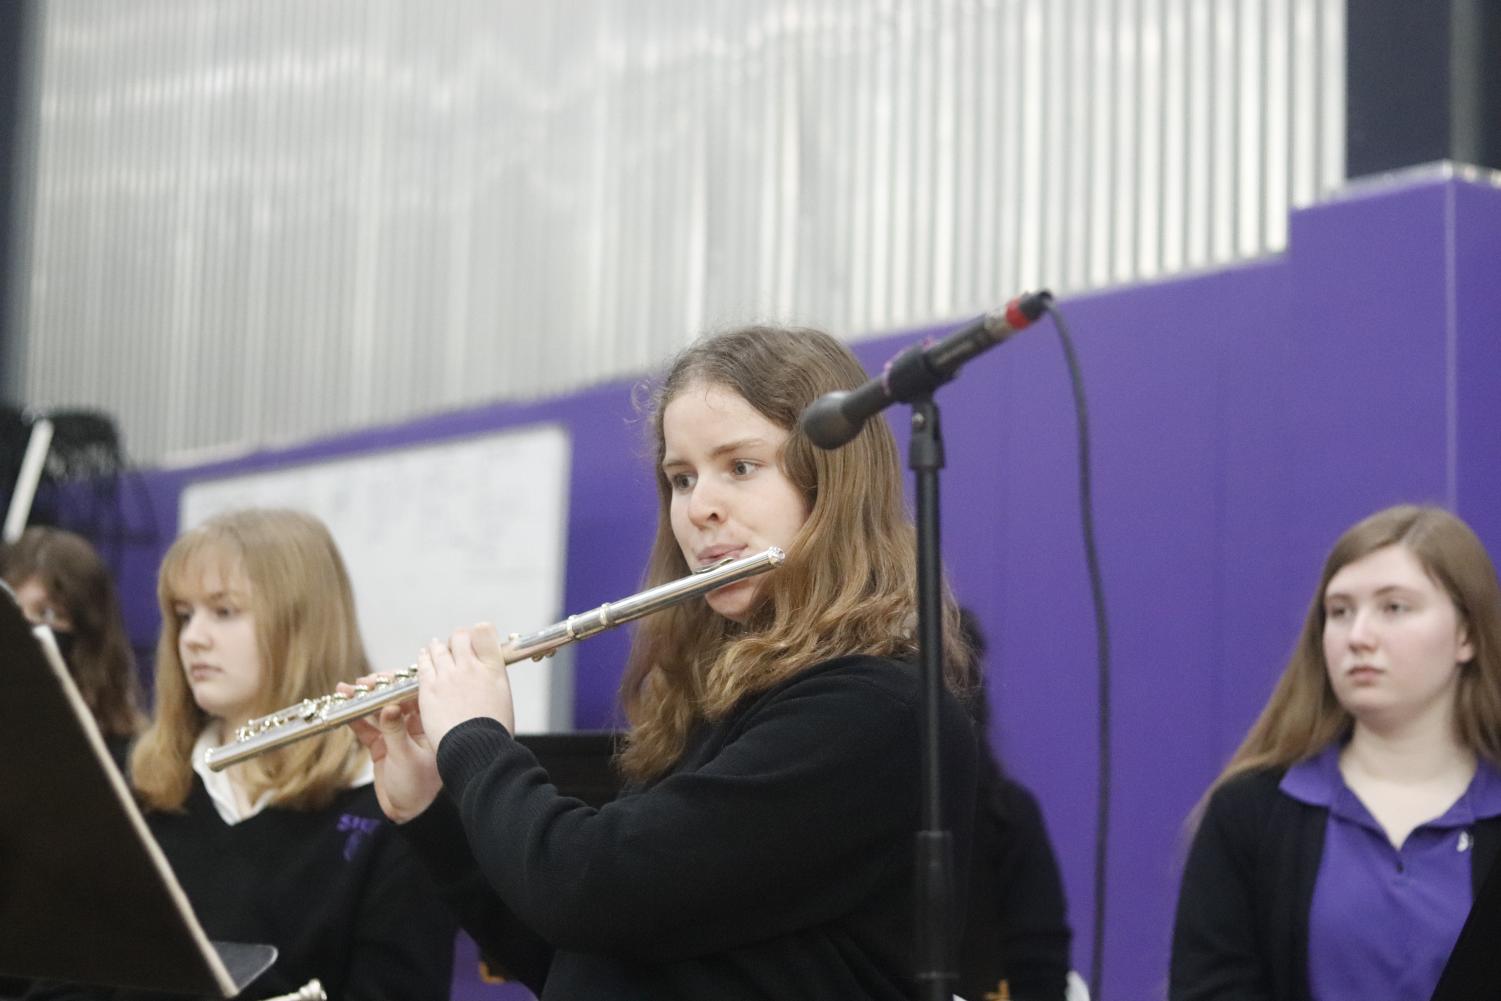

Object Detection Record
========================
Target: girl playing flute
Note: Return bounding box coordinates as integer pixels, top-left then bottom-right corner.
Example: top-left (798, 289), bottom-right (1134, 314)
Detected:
top-left (357, 325), bottom-right (980, 1000)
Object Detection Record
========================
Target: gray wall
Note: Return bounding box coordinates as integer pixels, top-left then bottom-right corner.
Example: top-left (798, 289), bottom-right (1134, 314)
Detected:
top-left (6, 0), bottom-right (1345, 463)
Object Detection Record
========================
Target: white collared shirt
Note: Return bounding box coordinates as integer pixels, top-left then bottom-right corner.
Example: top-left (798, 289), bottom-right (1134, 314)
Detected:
top-left (191, 725), bottom-right (375, 825)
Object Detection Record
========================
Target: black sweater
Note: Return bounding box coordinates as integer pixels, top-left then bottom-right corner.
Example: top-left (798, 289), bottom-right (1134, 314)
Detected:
top-left (28, 779), bottom-right (454, 1001)
top-left (403, 654), bottom-right (979, 1001)
top-left (1169, 766), bottom-right (1501, 1001)
top-left (956, 756), bottom-right (1072, 1001)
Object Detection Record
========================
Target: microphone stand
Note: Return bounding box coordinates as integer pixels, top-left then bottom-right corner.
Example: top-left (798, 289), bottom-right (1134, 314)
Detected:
top-left (909, 393), bottom-right (954, 1001)
top-left (799, 292), bottom-right (1051, 998)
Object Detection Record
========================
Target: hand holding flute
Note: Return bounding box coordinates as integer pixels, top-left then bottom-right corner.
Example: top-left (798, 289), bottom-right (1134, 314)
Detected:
top-left (344, 623), bottom-right (515, 823)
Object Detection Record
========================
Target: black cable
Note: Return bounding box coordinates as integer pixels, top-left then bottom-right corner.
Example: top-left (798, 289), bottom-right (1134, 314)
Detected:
top-left (1045, 301), bottom-right (1111, 1001)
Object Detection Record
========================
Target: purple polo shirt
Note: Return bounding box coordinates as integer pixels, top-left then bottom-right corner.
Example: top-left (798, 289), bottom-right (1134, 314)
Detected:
top-left (1281, 745), bottom-right (1501, 1001)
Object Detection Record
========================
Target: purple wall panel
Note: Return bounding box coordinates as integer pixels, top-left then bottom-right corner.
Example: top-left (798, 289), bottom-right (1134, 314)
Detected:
top-left (1453, 180), bottom-right (1501, 555)
top-left (944, 264), bottom-right (1294, 993)
top-left (1283, 182), bottom-right (1453, 527)
top-left (78, 173), bottom-right (1501, 1001)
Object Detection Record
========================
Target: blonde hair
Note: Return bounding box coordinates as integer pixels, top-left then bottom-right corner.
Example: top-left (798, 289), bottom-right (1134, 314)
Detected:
top-left (131, 509), bottom-right (370, 811)
top-left (619, 325), bottom-right (973, 781)
top-left (1211, 504), bottom-right (1501, 796)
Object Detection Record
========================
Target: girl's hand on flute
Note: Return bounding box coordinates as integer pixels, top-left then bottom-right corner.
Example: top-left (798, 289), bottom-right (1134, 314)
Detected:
top-left (345, 676), bottom-right (442, 824)
top-left (416, 623), bottom-right (518, 748)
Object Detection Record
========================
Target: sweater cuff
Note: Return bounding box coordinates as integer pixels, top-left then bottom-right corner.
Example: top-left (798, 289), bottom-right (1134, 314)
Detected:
top-left (397, 794), bottom-right (473, 885)
top-left (436, 716), bottom-right (517, 796)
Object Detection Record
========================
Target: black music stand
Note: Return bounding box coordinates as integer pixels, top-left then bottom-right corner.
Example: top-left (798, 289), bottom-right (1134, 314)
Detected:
top-left (514, 732), bottom-right (623, 809)
top-left (0, 586), bottom-right (275, 997)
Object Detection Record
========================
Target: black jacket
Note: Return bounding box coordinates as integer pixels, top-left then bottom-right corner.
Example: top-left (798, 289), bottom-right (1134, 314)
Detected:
top-left (956, 756), bottom-right (1071, 1001)
top-left (1169, 766), bottom-right (1501, 1001)
top-left (27, 780), bottom-right (455, 1001)
top-left (403, 654), bottom-right (979, 1001)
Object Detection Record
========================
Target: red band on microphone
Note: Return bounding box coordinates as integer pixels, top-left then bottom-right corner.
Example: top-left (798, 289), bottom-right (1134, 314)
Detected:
top-left (1003, 297), bottom-right (1037, 331)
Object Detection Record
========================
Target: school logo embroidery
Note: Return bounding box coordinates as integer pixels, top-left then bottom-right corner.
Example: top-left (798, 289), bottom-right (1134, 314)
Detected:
top-left (337, 814), bottom-right (381, 860)
top-left (1458, 830), bottom-right (1473, 853)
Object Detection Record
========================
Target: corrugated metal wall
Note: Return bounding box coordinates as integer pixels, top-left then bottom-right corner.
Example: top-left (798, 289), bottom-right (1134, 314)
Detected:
top-left (7, 0), bottom-right (1345, 464)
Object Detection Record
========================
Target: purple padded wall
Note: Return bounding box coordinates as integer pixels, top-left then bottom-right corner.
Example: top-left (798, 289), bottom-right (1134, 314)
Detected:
top-left (94, 171), bottom-right (1501, 1000)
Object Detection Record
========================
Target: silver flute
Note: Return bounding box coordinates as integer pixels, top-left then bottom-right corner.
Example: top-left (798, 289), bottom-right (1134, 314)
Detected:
top-left (204, 546), bottom-right (786, 771)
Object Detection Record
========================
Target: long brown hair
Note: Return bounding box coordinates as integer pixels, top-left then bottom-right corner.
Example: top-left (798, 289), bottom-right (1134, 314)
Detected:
top-left (618, 325), bottom-right (972, 781)
top-left (1211, 504), bottom-right (1501, 795)
top-left (0, 526), bottom-right (144, 739)
top-left (131, 509), bottom-right (370, 811)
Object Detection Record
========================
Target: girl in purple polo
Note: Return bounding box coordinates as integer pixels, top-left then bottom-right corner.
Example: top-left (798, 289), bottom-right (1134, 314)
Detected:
top-left (1170, 505), bottom-right (1501, 1001)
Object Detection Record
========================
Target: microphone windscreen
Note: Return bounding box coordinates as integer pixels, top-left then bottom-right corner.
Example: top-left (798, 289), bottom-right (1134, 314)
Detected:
top-left (800, 391), bottom-right (861, 450)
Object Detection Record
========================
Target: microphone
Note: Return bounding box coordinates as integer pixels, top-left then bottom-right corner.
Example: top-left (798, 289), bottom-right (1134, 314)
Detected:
top-left (800, 290), bottom-right (1053, 450)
